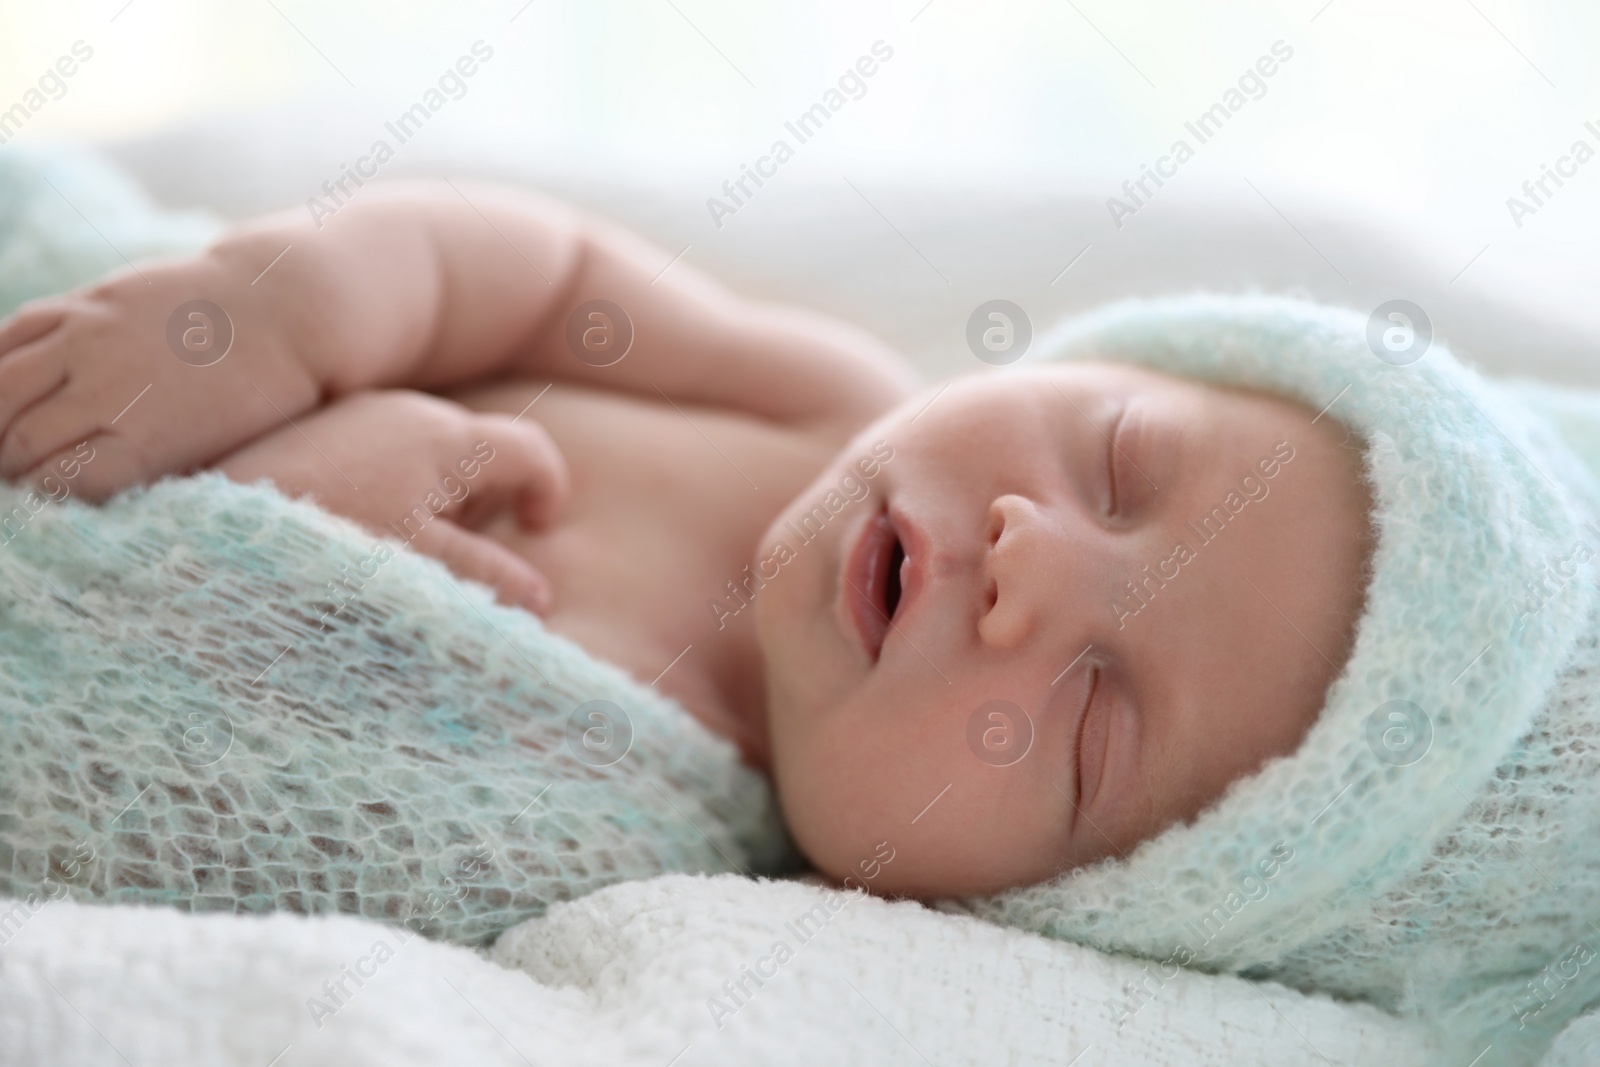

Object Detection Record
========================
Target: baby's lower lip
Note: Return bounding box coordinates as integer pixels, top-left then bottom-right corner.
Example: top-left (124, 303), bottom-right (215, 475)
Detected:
top-left (844, 506), bottom-right (895, 661)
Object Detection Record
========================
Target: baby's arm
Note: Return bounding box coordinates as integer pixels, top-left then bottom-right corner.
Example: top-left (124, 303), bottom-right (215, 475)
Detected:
top-left (0, 182), bottom-right (915, 500)
top-left (278, 183), bottom-right (918, 432)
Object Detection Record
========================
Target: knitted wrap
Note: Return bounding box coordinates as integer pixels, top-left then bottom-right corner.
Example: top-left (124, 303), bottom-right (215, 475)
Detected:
top-left (0, 474), bottom-right (793, 946)
top-left (940, 295), bottom-right (1600, 1064)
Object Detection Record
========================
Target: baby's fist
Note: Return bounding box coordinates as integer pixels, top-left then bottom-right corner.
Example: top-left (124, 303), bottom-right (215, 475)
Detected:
top-left (0, 248), bottom-right (321, 501)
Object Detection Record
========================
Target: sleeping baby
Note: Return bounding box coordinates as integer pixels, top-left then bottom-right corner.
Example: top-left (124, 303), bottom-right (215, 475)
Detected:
top-left (3, 183), bottom-right (1598, 1060)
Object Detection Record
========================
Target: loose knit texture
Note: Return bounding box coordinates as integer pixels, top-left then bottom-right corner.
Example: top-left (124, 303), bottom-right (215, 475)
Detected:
top-left (938, 296), bottom-right (1600, 1065)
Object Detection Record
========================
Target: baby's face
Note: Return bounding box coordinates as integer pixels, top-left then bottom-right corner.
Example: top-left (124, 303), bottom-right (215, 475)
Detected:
top-left (753, 362), bottom-right (1372, 897)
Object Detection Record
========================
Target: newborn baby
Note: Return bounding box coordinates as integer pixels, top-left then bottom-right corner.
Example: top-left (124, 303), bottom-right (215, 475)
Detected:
top-left (0, 184), bottom-right (1370, 906)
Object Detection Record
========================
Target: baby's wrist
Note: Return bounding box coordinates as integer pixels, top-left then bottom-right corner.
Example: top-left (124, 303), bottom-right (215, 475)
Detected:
top-left (208, 214), bottom-right (439, 399)
top-left (202, 228), bottom-right (332, 390)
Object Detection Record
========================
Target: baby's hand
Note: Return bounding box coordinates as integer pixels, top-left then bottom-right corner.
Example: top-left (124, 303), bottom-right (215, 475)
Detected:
top-left (216, 390), bottom-right (569, 615)
top-left (0, 247), bottom-right (322, 501)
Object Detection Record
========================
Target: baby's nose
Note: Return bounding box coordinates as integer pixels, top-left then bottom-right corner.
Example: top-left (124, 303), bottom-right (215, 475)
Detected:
top-left (978, 494), bottom-right (1050, 649)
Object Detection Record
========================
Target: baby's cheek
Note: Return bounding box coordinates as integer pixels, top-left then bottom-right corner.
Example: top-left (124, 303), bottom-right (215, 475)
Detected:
top-left (771, 716), bottom-right (904, 882)
top-left (774, 758), bottom-right (865, 880)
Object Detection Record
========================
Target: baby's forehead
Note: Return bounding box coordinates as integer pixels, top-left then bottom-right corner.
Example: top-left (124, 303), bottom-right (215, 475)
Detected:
top-left (1057, 360), bottom-right (1320, 419)
top-left (938, 359), bottom-right (1227, 411)
top-left (882, 360), bottom-right (1327, 466)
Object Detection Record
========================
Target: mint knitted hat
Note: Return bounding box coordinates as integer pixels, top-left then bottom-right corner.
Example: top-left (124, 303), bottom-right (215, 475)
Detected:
top-left (939, 295), bottom-right (1600, 1064)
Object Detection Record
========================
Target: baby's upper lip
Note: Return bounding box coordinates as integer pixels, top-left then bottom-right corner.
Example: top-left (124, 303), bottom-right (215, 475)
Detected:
top-left (889, 503), bottom-right (927, 628)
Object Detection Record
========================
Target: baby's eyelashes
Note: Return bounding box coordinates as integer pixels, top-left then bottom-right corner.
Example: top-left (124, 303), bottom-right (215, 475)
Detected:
top-left (1107, 404), bottom-right (1169, 519)
top-left (1103, 407), bottom-right (1125, 517)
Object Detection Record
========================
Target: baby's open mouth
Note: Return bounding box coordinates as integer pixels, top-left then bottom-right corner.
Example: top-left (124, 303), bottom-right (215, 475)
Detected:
top-left (846, 506), bottom-right (905, 662)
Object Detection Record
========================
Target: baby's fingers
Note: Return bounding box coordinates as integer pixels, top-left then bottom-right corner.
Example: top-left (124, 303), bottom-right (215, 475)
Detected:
top-left (18, 433), bottom-right (153, 505)
top-left (407, 517), bottom-right (554, 616)
top-left (0, 301), bottom-right (67, 357)
top-left (463, 412), bottom-right (570, 530)
top-left (0, 343), bottom-right (69, 457)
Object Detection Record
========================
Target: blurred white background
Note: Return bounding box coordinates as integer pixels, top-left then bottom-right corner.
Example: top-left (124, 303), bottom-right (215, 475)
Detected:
top-left (1, 0), bottom-right (1597, 376)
